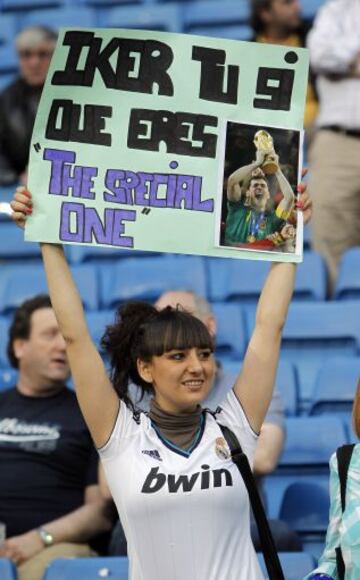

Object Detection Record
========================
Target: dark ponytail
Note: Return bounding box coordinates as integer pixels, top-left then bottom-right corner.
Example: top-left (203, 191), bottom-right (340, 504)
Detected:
top-left (101, 302), bottom-right (157, 410)
top-left (101, 300), bottom-right (214, 410)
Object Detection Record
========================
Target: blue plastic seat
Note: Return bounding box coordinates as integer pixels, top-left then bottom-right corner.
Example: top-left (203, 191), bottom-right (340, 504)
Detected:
top-left (264, 471), bottom-right (330, 521)
top-left (279, 482), bottom-right (330, 533)
top-left (301, 0), bottom-right (328, 21)
top-left (99, 255), bottom-right (207, 309)
top-left (83, 0), bottom-right (142, 5)
top-left (279, 481), bottom-right (330, 561)
top-left (212, 303), bottom-right (246, 360)
top-left (187, 24), bottom-right (252, 40)
top-left (0, 559), bottom-right (17, 580)
top-left (264, 416), bottom-right (345, 518)
top-left (0, 263), bottom-right (99, 314)
top-left (258, 551), bottom-right (315, 580)
top-left (85, 309), bottom-right (115, 349)
top-left (221, 358), bottom-right (298, 416)
top-left (0, 222), bottom-right (42, 260)
top-left (310, 357), bottom-right (360, 416)
top-left (184, 1), bottom-right (249, 36)
top-left (207, 252), bottom-right (326, 303)
top-left (97, 4), bottom-right (182, 31)
top-left (334, 247), bottom-right (360, 300)
top-left (20, 6), bottom-right (97, 28)
top-left (0, 14), bottom-right (18, 72)
top-left (0, 368), bottom-right (18, 391)
top-left (43, 557), bottom-right (128, 580)
top-left (1, 0), bottom-right (63, 11)
top-left (279, 415), bottom-right (347, 468)
top-left (66, 244), bottom-right (157, 264)
top-left (245, 301), bottom-right (360, 405)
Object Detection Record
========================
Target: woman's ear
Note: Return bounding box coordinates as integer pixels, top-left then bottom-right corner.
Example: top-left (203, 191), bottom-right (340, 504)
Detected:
top-left (137, 359), bottom-right (153, 384)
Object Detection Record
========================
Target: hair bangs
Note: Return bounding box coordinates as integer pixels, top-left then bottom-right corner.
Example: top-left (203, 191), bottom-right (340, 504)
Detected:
top-left (141, 309), bottom-right (214, 358)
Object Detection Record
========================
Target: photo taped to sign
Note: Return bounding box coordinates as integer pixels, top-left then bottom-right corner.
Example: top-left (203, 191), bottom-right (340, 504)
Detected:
top-left (216, 121), bottom-right (302, 255)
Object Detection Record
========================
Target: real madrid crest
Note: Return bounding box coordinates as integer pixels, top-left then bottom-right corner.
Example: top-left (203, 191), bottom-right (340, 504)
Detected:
top-left (215, 437), bottom-right (230, 460)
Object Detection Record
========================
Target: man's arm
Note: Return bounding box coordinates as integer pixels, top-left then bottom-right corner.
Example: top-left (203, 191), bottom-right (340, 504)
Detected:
top-left (0, 485), bottom-right (113, 565)
top-left (253, 388), bottom-right (285, 475)
top-left (253, 423), bottom-right (284, 475)
top-left (227, 150), bottom-right (266, 202)
top-left (274, 165), bottom-right (295, 216)
top-left (307, 1), bottom-right (360, 74)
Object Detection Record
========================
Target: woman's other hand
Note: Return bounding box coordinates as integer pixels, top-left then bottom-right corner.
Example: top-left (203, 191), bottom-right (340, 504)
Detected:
top-left (10, 186), bottom-right (32, 229)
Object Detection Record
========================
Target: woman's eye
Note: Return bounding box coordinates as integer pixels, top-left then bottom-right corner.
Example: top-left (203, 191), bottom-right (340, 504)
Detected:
top-left (170, 352), bottom-right (184, 360)
top-left (199, 350), bottom-right (211, 359)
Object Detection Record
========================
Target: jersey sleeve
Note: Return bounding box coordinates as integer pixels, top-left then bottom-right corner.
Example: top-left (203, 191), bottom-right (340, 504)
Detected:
top-left (215, 389), bottom-right (259, 466)
top-left (97, 399), bottom-right (142, 462)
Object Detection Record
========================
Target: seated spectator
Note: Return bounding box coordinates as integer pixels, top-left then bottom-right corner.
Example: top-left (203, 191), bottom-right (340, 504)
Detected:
top-left (306, 379), bottom-right (360, 579)
top-left (0, 26), bottom-right (57, 186)
top-left (250, 0), bottom-right (318, 129)
top-left (123, 290), bottom-right (301, 552)
top-left (0, 295), bottom-right (113, 580)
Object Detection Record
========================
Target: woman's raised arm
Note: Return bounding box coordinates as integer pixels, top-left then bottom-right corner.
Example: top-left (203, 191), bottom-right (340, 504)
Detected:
top-left (233, 188), bottom-right (311, 433)
top-left (11, 188), bottom-right (119, 448)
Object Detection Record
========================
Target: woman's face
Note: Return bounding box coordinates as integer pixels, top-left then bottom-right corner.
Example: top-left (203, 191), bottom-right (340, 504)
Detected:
top-left (138, 347), bottom-right (216, 413)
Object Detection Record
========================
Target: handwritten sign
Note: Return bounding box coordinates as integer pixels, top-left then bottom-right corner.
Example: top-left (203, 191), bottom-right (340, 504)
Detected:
top-left (26, 28), bottom-right (308, 262)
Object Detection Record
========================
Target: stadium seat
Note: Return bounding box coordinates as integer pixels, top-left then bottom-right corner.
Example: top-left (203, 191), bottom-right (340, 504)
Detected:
top-left (19, 6), bottom-right (97, 29)
top-left (279, 415), bottom-right (347, 468)
top-left (1, 0), bottom-right (63, 12)
top-left (279, 482), bottom-right (330, 562)
top-left (0, 14), bottom-right (18, 72)
top-left (97, 4), bottom-right (182, 31)
top-left (207, 252), bottom-right (326, 303)
top-left (258, 551), bottom-right (315, 580)
top-left (0, 559), bottom-right (17, 580)
top-left (0, 368), bottom-right (18, 391)
top-left (301, 0), bottom-right (328, 21)
top-left (264, 415), bottom-right (346, 519)
top-left (222, 358), bottom-right (298, 416)
top-left (83, 0), bottom-right (142, 6)
top-left (334, 247), bottom-right (360, 300)
top-left (245, 301), bottom-right (360, 405)
top-left (183, 1), bottom-right (251, 39)
top-left (85, 309), bottom-right (115, 349)
top-left (0, 316), bottom-right (11, 368)
top-left (43, 556), bottom-right (128, 580)
top-left (99, 255), bottom-right (207, 308)
top-left (0, 222), bottom-right (42, 260)
top-left (212, 303), bottom-right (246, 359)
top-left (310, 357), bottom-right (360, 416)
top-left (0, 263), bottom-right (99, 314)
top-left (280, 482), bottom-right (330, 534)
top-left (66, 244), bottom-right (157, 264)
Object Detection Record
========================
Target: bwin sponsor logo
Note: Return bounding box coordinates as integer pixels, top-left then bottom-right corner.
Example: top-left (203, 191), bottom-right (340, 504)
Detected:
top-left (141, 464), bottom-right (233, 494)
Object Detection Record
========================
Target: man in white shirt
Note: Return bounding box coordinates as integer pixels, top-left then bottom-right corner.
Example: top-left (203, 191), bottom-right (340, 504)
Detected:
top-left (307, 0), bottom-right (360, 292)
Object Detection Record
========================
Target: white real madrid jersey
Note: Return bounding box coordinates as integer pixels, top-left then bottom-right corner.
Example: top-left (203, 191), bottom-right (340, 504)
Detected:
top-left (99, 390), bottom-right (264, 580)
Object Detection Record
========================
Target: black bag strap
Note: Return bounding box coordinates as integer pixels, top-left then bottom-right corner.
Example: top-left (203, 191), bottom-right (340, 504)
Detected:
top-left (335, 443), bottom-right (355, 580)
top-left (337, 444), bottom-right (355, 513)
top-left (219, 424), bottom-right (285, 580)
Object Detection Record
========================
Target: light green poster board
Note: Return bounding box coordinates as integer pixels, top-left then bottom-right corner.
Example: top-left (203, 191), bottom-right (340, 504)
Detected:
top-left (26, 28), bottom-right (309, 262)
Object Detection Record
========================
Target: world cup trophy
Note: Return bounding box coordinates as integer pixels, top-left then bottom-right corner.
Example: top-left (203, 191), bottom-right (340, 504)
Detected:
top-left (253, 130), bottom-right (279, 175)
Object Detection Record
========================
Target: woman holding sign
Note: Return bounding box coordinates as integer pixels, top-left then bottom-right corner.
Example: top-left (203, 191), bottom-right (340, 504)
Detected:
top-left (11, 185), bottom-right (311, 580)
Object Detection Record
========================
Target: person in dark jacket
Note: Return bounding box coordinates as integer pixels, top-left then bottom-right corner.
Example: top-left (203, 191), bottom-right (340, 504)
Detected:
top-left (0, 26), bottom-right (57, 186)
